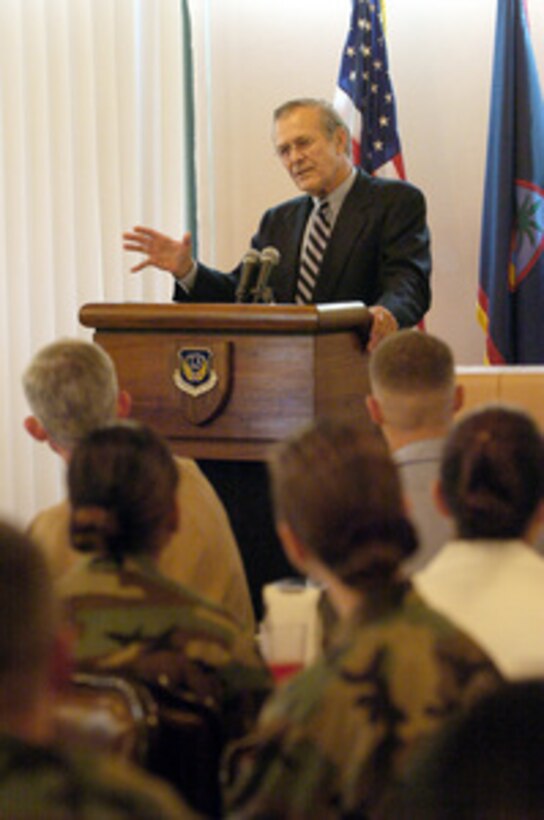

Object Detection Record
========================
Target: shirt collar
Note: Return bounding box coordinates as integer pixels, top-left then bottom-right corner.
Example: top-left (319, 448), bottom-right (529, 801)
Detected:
top-left (313, 167), bottom-right (356, 223)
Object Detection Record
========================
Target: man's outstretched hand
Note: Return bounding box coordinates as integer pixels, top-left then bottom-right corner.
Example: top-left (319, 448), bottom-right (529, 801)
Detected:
top-left (123, 226), bottom-right (194, 280)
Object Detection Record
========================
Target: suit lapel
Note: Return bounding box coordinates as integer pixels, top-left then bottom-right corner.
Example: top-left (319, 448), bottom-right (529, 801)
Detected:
top-left (279, 198), bottom-right (313, 301)
top-left (313, 172), bottom-right (373, 302)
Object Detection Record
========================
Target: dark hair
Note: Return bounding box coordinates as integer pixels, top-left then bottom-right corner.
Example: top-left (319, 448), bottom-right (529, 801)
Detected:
top-left (384, 680), bottom-right (544, 819)
top-left (0, 522), bottom-right (57, 702)
top-left (440, 405), bottom-right (544, 539)
top-left (68, 422), bottom-right (179, 562)
top-left (268, 418), bottom-right (417, 588)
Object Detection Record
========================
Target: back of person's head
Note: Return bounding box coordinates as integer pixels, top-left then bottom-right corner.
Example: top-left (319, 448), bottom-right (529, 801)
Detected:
top-left (0, 521), bottom-right (58, 718)
top-left (22, 338), bottom-right (119, 450)
top-left (384, 680), bottom-right (544, 819)
top-left (369, 330), bottom-right (457, 431)
top-left (68, 422), bottom-right (179, 563)
top-left (440, 405), bottom-right (544, 539)
top-left (268, 418), bottom-right (417, 588)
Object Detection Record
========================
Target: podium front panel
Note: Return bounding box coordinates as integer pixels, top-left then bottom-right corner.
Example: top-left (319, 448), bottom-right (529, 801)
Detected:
top-left (94, 327), bottom-right (370, 461)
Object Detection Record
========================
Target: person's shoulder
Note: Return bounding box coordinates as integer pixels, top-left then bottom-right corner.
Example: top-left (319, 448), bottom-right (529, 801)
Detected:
top-left (87, 752), bottom-right (198, 819)
top-left (260, 655), bottom-right (332, 718)
top-left (172, 455), bottom-right (202, 481)
top-left (260, 193), bottom-right (311, 223)
top-left (404, 587), bottom-right (501, 669)
top-left (29, 498), bottom-right (79, 580)
top-left (0, 734), bottom-right (196, 819)
top-left (130, 557), bottom-right (251, 643)
top-left (347, 583), bottom-right (491, 667)
top-left (358, 170), bottom-right (425, 200)
top-left (172, 455), bottom-right (226, 509)
top-left (27, 498), bottom-right (71, 547)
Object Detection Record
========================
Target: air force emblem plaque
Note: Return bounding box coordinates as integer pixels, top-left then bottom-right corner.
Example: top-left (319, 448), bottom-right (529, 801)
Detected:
top-left (172, 343), bottom-right (232, 425)
top-left (174, 348), bottom-right (217, 397)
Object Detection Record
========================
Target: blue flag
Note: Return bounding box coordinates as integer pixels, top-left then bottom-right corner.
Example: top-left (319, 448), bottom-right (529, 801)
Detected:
top-left (478, 0), bottom-right (544, 363)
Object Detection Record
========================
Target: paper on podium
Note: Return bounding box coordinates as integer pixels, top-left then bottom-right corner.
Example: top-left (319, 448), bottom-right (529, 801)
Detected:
top-left (261, 577), bottom-right (323, 665)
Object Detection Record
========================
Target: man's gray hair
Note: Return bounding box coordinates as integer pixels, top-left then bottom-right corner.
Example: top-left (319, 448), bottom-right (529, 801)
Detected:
top-left (22, 338), bottom-right (119, 450)
top-left (273, 98), bottom-right (351, 155)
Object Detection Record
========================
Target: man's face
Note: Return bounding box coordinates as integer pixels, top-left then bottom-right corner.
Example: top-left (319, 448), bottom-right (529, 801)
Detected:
top-left (273, 106), bottom-right (350, 198)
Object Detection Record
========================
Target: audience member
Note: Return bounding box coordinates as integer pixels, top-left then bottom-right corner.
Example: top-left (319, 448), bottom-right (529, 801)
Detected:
top-left (367, 329), bottom-right (463, 573)
top-left (123, 97), bottom-right (431, 351)
top-left (382, 680), bottom-right (544, 819)
top-left (22, 338), bottom-right (254, 629)
top-left (59, 422), bottom-right (271, 747)
top-left (415, 405), bottom-right (544, 680)
top-left (0, 520), bottom-right (195, 818)
top-left (222, 418), bottom-right (501, 819)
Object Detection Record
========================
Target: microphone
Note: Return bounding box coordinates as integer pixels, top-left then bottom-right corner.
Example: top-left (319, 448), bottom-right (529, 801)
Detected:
top-left (252, 246), bottom-right (281, 304)
top-left (235, 249), bottom-right (262, 303)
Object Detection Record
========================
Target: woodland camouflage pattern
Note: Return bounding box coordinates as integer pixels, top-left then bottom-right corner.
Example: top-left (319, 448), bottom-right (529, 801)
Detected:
top-left (58, 554), bottom-right (272, 742)
top-left (223, 582), bottom-right (502, 819)
top-left (0, 732), bottom-right (196, 819)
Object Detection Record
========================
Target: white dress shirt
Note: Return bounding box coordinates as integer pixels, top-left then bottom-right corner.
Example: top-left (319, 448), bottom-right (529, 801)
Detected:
top-left (415, 538), bottom-right (544, 680)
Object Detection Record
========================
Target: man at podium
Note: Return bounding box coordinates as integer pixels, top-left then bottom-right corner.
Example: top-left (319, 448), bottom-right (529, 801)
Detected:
top-left (123, 97), bottom-right (431, 352)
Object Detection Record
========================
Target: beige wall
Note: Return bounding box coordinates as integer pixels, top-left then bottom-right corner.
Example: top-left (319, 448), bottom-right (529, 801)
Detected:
top-left (188, 0), bottom-right (544, 365)
top-left (457, 367), bottom-right (544, 430)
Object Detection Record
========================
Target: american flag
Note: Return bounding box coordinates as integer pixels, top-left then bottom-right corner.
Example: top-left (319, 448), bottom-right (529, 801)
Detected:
top-left (334, 0), bottom-right (405, 179)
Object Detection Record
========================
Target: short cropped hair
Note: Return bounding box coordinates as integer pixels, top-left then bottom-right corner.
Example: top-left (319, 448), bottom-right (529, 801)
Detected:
top-left (22, 339), bottom-right (118, 450)
top-left (370, 330), bottom-right (455, 393)
top-left (440, 405), bottom-right (544, 539)
top-left (68, 422), bottom-right (179, 563)
top-left (268, 418), bottom-right (417, 588)
top-left (0, 522), bottom-right (57, 711)
top-left (369, 330), bottom-right (456, 429)
top-left (273, 98), bottom-right (351, 153)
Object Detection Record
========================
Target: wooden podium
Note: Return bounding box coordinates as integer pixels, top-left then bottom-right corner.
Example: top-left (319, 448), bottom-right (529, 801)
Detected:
top-left (79, 301), bottom-right (373, 616)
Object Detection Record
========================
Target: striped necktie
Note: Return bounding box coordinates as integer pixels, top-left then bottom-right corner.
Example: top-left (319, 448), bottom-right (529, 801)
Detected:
top-left (295, 198), bottom-right (331, 304)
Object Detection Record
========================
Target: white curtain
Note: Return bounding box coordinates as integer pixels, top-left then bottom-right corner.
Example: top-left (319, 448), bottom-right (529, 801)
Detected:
top-left (0, 0), bottom-right (193, 527)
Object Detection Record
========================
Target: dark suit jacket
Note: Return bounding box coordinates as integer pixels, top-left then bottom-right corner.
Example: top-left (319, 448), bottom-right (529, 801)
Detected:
top-left (174, 170), bottom-right (431, 327)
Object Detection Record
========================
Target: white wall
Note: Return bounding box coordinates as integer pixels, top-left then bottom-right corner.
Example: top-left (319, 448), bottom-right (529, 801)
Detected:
top-left (188, 0), bottom-right (544, 364)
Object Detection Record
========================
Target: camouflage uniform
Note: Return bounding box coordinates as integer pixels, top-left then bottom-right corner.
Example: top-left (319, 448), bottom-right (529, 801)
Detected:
top-left (57, 554), bottom-right (272, 743)
top-left (30, 456), bottom-right (255, 630)
top-left (223, 581), bottom-right (502, 819)
top-left (0, 731), bottom-right (197, 819)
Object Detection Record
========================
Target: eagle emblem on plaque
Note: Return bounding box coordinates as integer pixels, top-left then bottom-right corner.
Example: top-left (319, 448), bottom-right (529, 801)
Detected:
top-left (173, 348), bottom-right (218, 397)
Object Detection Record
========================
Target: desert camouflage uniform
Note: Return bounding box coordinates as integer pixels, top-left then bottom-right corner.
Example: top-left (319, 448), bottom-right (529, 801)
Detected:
top-left (57, 554), bottom-right (272, 742)
top-left (0, 731), bottom-right (197, 819)
top-left (223, 581), bottom-right (502, 819)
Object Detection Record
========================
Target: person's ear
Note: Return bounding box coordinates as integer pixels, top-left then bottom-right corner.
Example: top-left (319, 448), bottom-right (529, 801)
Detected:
top-left (23, 416), bottom-right (48, 442)
top-left (24, 415), bottom-right (70, 460)
top-left (335, 125), bottom-right (348, 155)
top-left (276, 520), bottom-right (309, 574)
top-left (366, 394), bottom-right (384, 426)
top-left (116, 389), bottom-right (132, 419)
top-left (453, 383), bottom-right (464, 414)
top-left (433, 479), bottom-right (451, 519)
